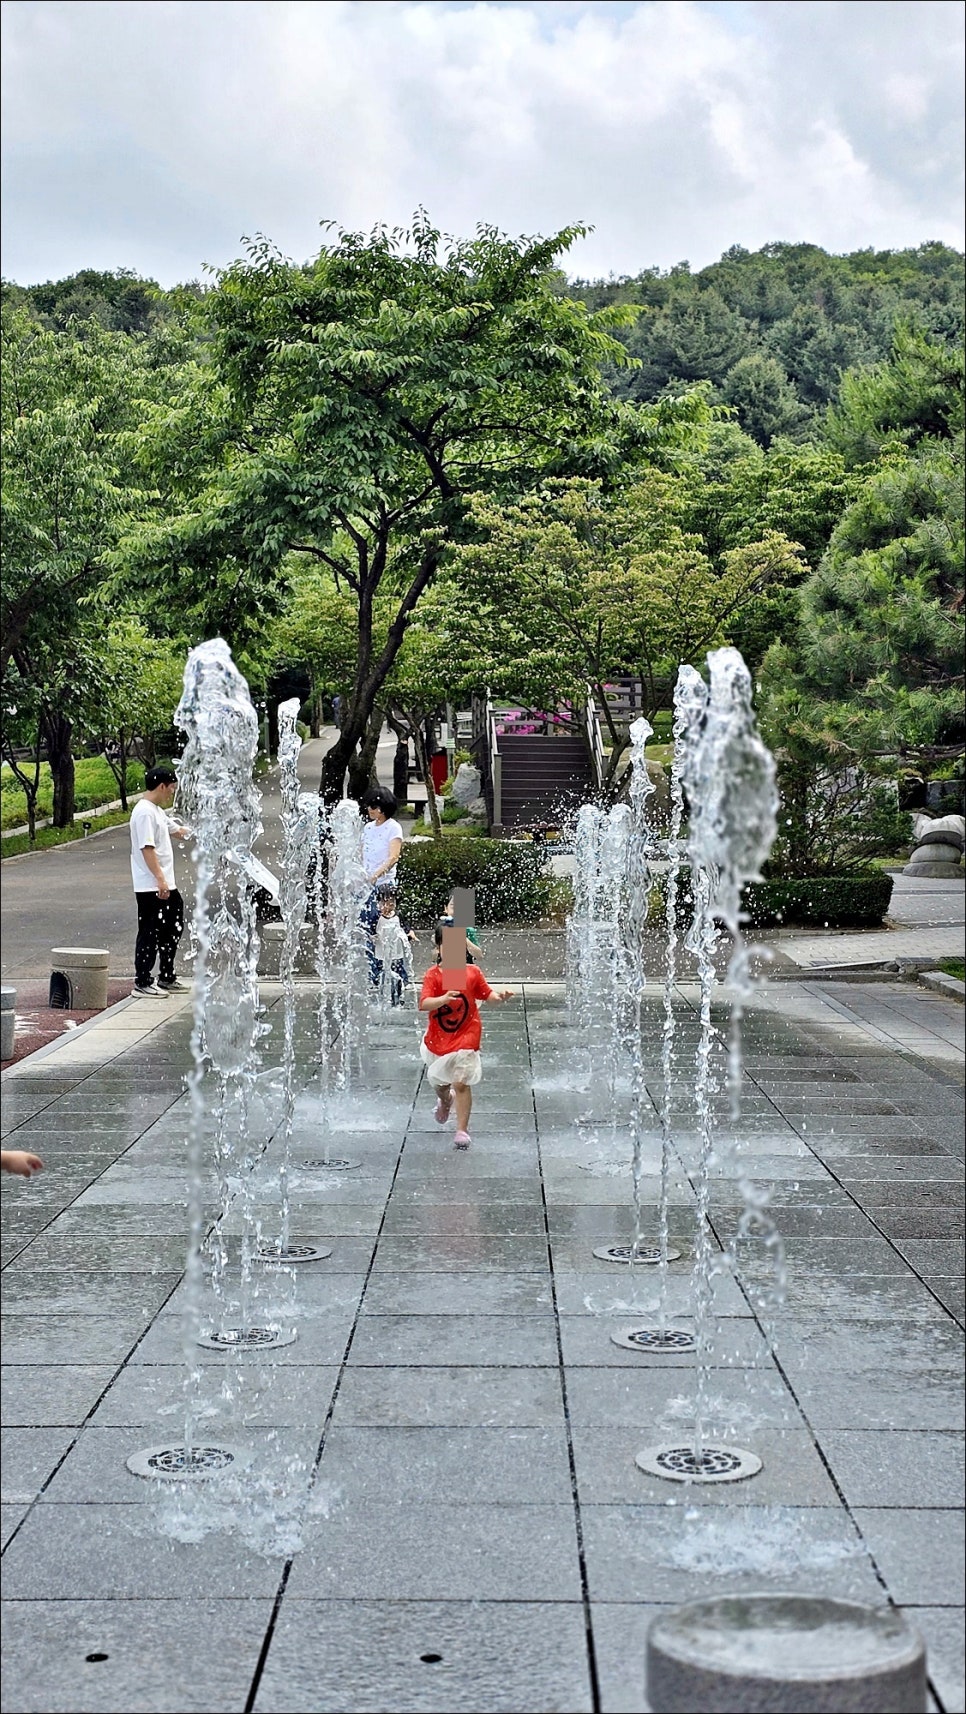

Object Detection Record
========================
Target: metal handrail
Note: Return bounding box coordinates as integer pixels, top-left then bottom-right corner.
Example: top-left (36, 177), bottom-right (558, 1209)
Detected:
top-left (486, 691), bottom-right (502, 830)
top-left (583, 684), bottom-right (605, 794)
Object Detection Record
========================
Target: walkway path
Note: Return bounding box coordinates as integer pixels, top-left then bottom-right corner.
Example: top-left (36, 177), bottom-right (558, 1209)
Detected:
top-left (1, 965), bottom-right (963, 1712)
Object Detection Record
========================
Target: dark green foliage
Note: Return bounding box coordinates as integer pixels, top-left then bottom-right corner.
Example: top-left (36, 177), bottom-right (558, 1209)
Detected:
top-left (741, 871), bottom-right (895, 929)
top-left (674, 867), bottom-right (895, 929)
top-left (2, 270), bottom-right (191, 335)
top-left (570, 241), bottom-right (964, 445)
top-left (396, 836), bottom-right (554, 927)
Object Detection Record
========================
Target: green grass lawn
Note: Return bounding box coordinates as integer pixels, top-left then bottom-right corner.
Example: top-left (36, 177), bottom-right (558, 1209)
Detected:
top-left (1, 756), bottom-right (145, 832)
top-left (1, 807), bottom-right (132, 859)
top-left (938, 958), bottom-right (965, 982)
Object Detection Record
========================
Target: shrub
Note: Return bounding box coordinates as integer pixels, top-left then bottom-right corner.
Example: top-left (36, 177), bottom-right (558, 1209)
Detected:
top-left (741, 871), bottom-right (895, 928)
top-left (673, 868), bottom-right (894, 929)
top-left (397, 836), bottom-right (554, 926)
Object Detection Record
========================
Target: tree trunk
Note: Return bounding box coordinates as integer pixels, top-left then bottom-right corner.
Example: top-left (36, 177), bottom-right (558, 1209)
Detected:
top-left (42, 710), bottom-right (75, 827)
top-left (117, 732), bottom-right (129, 811)
top-left (412, 722), bottom-right (443, 841)
top-left (346, 707), bottom-right (385, 802)
top-left (385, 709), bottom-right (412, 804)
top-left (3, 729), bottom-right (42, 842)
top-left (319, 736), bottom-right (351, 802)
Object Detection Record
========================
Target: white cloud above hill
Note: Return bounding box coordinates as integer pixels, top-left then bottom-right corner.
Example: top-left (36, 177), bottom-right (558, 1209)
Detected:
top-left (1, 0), bottom-right (962, 285)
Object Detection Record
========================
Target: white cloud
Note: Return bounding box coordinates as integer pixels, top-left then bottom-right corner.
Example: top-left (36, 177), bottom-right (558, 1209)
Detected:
top-left (1, 0), bottom-right (962, 285)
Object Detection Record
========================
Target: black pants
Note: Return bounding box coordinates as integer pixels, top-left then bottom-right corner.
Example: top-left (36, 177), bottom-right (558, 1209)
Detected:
top-left (135, 890), bottom-right (185, 987)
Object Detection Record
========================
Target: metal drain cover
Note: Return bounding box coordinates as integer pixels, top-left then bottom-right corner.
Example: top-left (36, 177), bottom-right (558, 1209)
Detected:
top-left (593, 1243), bottom-right (682, 1265)
top-left (253, 1242), bottom-right (332, 1264)
top-left (126, 1443), bottom-right (252, 1481)
top-left (612, 1325), bottom-right (697, 1352)
top-left (197, 1326), bottom-right (297, 1351)
top-left (635, 1443), bottom-right (762, 1483)
top-left (299, 1157), bottom-right (361, 1172)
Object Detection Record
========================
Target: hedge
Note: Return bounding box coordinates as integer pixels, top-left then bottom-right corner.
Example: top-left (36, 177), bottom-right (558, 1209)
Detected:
top-left (674, 869), bottom-right (894, 930)
top-left (396, 837), bottom-right (554, 926)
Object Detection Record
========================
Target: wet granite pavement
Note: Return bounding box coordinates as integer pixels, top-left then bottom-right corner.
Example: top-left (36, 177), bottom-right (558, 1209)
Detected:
top-left (1, 974), bottom-right (963, 1714)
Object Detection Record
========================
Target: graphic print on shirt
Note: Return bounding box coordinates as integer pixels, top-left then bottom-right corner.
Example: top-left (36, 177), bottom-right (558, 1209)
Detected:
top-left (436, 993), bottom-right (470, 1034)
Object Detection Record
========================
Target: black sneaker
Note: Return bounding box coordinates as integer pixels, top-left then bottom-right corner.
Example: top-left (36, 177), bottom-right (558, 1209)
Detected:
top-left (157, 978), bottom-right (188, 993)
top-left (132, 982), bottom-right (163, 997)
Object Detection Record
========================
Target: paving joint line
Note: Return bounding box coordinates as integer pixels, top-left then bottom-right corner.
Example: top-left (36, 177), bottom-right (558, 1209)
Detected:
top-left (524, 985), bottom-right (602, 1714)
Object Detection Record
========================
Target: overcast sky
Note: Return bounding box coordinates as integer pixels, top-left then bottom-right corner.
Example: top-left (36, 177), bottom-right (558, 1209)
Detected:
top-left (2, 0), bottom-right (963, 287)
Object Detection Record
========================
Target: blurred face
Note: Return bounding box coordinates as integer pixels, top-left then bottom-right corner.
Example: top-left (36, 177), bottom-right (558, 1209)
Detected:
top-left (366, 803), bottom-right (385, 822)
top-left (378, 897), bottom-right (396, 917)
top-left (159, 782), bottom-right (177, 805)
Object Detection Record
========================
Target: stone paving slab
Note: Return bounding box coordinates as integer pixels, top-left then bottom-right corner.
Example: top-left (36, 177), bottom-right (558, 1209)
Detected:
top-left (0, 1598), bottom-right (275, 1714)
top-left (250, 1599), bottom-right (594, 1714)
top-left (2, 974), bottom-right (964, 1713)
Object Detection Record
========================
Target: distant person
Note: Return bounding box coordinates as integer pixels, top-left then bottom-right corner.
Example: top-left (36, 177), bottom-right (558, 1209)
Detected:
top-left (130, 765), bottom-right (190, 998)
top-left (418, 922), bottom-right (514, 1148)
top-left (369, 886), bottom-right (417, 1005)
top-left (1, 1150), bottom-right (43, 1177)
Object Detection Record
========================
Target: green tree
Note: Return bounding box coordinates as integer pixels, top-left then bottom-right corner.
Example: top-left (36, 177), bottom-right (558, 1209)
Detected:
top-left (85, 621), bottom-right (186, 806)
top-left (118, 214), bottom-right (673, 801)
top-left (766, 441), bottom-right (964, 767)
top-left (826, 326), bottom-right (965, 465)
top-left (446, 476), bottom-right (804, 787)
top-left (720, 352), bottom-right (807, 447)
top-left (1, 305), bottom-right (188, 821)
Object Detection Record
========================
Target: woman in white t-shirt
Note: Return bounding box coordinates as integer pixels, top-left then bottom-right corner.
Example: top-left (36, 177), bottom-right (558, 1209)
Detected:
top-left (360, 789), bottom-right (404, 888)
top-left (359, 789), bottom-right (405, 970)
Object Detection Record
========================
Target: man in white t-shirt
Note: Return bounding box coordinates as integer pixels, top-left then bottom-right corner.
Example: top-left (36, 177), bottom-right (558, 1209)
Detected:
top-left (129, 764), bottom-right (189, 997)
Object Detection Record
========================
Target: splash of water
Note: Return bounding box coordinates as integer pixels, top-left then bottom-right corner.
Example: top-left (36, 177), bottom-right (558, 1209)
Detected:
top-left (325, 799), bottom-right (371, 1102)
top-left (272, 698), bottom-right (324, 1249)
top-left (678, 647), bottom-right (780, 1455)
top-left (653, 670), bottom-right (699, 1332)
top-left (625, 717), bottom-right (659, 1267)
top-left (567, 803), bottom-right (607, 1093)
top-left (172, 638), bottom-right (266, 1452)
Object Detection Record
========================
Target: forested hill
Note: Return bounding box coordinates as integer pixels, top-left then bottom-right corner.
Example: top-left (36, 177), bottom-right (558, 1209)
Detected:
top-left (4, 239), bottom-right (963, 448)
top-left (561, 240), bottom-right (964, 443)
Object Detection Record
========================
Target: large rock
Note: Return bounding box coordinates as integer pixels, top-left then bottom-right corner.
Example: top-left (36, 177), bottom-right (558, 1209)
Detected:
top-left (451, 762), bottom-right (482, 807)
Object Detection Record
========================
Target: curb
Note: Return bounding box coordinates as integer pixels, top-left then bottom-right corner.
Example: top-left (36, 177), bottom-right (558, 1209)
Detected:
top-left (0, 993), bottom-right (140, 1077)
top-left (918, 970), bottom-right (966, 1004)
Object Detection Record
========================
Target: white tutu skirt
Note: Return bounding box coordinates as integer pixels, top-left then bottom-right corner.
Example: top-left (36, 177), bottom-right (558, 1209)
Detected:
top-left (420, 1041), bottom-right (483, 1087)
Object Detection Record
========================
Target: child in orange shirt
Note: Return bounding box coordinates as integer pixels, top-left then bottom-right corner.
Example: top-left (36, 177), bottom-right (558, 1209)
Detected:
top-left (419, 923), bottom-right (514, 1148)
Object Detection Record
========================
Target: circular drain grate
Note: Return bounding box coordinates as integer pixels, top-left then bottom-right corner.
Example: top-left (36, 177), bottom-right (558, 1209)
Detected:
top-left (253, 1242), bottom-right (333, 1264)
top-left (635, 1443), bottom-right (762, 1483)
top-left (197, 1326), bottom-right (297, 1351)
top-left (611, 1325), bottom-right (697, 1353)
top-left (299, 1157), bottom-right (361, 1172)
top-left (592, 1243), bottom-right (682, 1265)
top-left (126, 1442), bottom-right (252, 1482)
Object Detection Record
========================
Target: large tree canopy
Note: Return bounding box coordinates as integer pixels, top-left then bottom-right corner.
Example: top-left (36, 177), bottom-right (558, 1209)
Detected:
top-left (118, 213), bottom-right (714, 797)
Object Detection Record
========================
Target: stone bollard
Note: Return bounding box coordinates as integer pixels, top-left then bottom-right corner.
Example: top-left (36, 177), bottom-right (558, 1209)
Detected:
top-left (646, 1594), bottom-right (926, 1713)
top-left (1, 987), bottom-right (15, 1061)
top-left (49, 948), bottom-right (110, 1010)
